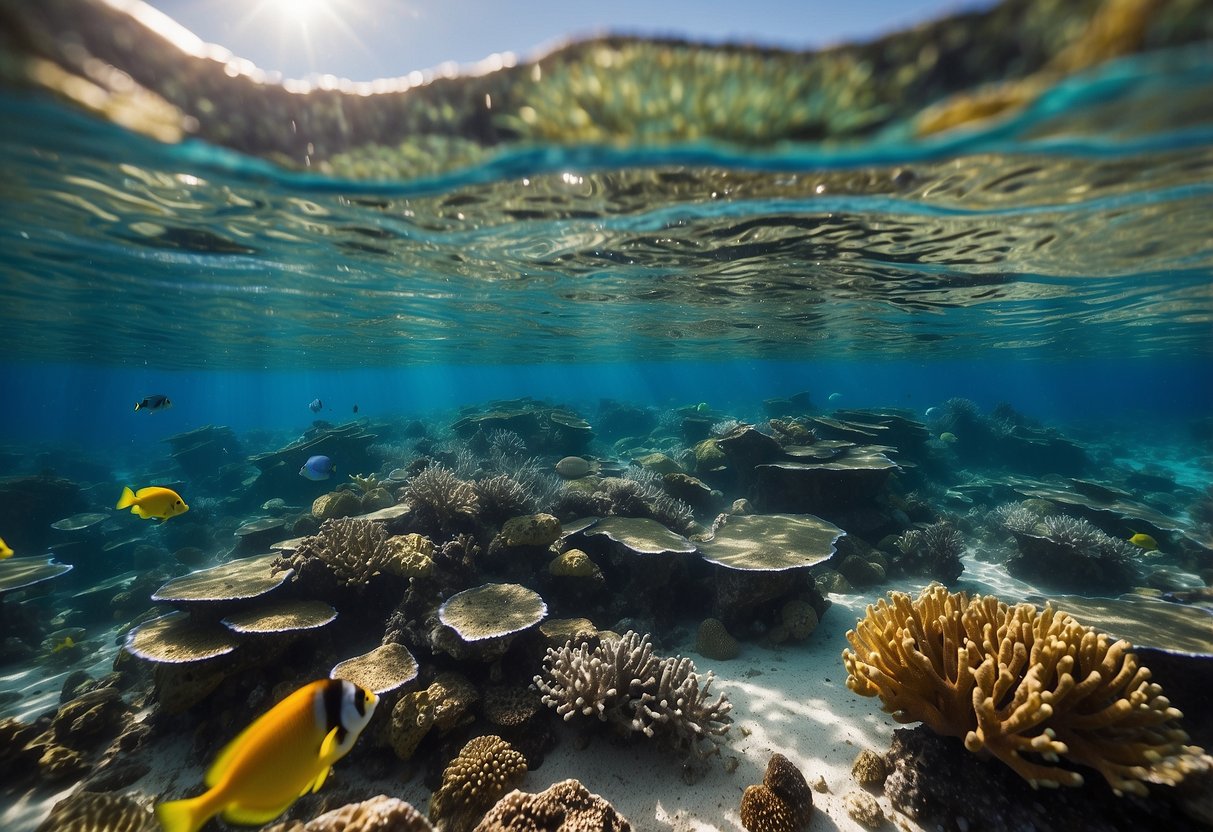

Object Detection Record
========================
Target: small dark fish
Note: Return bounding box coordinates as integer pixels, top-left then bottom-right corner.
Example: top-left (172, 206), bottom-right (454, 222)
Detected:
top-left (135, 394), bottom-right (171, 413)
top-left (308, 398), bottom-right (323, 413)
top-left (352, 404), bottom-right (358, 414)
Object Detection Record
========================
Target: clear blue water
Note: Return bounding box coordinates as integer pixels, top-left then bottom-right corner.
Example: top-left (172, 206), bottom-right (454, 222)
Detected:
top-left (1, 46), bottom-right (1212, 451)
top-left (1, 17), bottom-right (1213, 832)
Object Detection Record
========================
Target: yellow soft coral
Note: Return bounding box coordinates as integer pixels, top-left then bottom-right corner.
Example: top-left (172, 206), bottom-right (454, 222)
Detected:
top-left (842, 585), bottom-right (1207, 796)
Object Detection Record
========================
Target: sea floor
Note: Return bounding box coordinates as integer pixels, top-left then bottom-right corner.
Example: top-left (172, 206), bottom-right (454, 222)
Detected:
top-left (0, 553), bottom-right (1076, 832)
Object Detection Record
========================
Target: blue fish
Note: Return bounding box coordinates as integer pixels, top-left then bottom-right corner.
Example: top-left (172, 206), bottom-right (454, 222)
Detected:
top-left (299, 455), bottom-right (336, 481)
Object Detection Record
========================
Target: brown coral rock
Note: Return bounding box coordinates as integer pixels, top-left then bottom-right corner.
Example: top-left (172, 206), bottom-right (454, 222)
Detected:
top-left (764, 753), bottom-right (813, 828)
top-left (474, 778), bottom-right (632, 831)
top-left (36, 791), bottom-right (157, 832)
top-left (429, 735), bottom-right (529, 832)
top-left (311, 490), bottom-right (361, 521)
top-left (843, 791), bottom-right (885, 829)
top-left (53, 687), bottom-right (129, 748)
top-left (501, 514), bottom-right (561, 547)
top-left (780, 600), bottom-right (819, 641)
top-left (429, 671), bottom-right (481, 733)
top-left (38, 741), bottom-right (87, 780)
top-left (483, 685), bottom-right (543, 729)
top-left (389, 688), bottom-right (436, 760)
top-left (695, 618), bottom-right (740, 661)
top-left (852, 748), bottom-right (888, 786)
top-left (264, 795), bottom-right (434, 831)
top-left (739, 784), bottom-right (797, 832)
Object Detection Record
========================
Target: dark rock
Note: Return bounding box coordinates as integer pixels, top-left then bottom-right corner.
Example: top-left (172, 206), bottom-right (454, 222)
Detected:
top-left (0, 474), bottom-right (85, 554)
top-left (884, 726), bottom-right (1204, 832)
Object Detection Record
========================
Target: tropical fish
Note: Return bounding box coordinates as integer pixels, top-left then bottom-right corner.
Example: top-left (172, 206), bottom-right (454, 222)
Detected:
top-left (924, 406), bottom-right (941, 420)
top-left (828, 392), bottom-right (842, 402)
top-left (155, 678), bottom-right (378, 832)
top-left (1128, 532), bottom-right (1159, 551)
top-left (352, 404), bottom-right (358, 414)
top-left (116, 486), bottom-right (189, 521)
top-left (135, 394), bottom-right (171, 413)
top-left (939, 432), bottom-right (959, 444)
top-left (308, 398), bottom-right (323, 413)
top-left (50, 636), bottom-right (76, 653)
top-left (0, 536), bottom-right (11, 559)
top-left (299, 455), bottom-right (336, 481)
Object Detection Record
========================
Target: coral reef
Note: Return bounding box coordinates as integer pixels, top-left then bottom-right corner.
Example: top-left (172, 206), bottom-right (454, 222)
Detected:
top-left (534, 631), bottom-right (732, 757)
top-left (473, 778), bottom-right (632, 831)
top-left (893, 520), bottom-right (965, 583)
top-left (1002, 513), bottom-right (1139, 590)
top-left (429, 735), bottom-right (528, 832)
top-left (843, 585), bottom-right (1208, 796)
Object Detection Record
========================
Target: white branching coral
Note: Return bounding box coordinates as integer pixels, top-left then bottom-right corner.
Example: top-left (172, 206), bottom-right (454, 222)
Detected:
top-left (533, 631), bottom-right (732, 757)
top-left (842, 585), bottom-right (1208, 797)
top-left (276, 518), bottom-right (431, 586)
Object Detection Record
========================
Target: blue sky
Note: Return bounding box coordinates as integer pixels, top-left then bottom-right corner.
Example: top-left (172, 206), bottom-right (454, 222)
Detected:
top-left (144, 0), bottom-right (984, 81)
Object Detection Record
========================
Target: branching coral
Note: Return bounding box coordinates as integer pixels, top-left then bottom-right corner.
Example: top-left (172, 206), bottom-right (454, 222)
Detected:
top-left (348, 473), bottom-right (382, 494)
top-left (894, 520), bottom-right (965, 583)
top-left (277, 518), bottom-right (428, 586)
top-left (473, 474), bottom-right (538, 526)
top-left (534, 631), bottom-right (732, 758)
top-left (842, 585), bottom-right (1207, 797)
top-left (1002, 513), bottom-right (1138, 589)
top-left (405, 464), bottom-right (480, 533)
top-left (550, 468), bottom-right (696, 533)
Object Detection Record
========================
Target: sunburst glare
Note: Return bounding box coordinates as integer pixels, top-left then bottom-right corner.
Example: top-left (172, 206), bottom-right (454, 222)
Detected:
top-left (235, 0), bottom-right (371, 77)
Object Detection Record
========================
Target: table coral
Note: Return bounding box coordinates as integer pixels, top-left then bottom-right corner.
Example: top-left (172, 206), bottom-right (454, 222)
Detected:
top-left (842, 585), bottom-right (1208, 796)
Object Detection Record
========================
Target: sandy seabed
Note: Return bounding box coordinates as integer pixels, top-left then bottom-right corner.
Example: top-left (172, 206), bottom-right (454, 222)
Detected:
top-left (1, 557), bottom-right (1038, 832)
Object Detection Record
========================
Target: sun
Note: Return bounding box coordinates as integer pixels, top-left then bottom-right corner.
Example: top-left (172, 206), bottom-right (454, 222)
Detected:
top-left (270, 0), bottom-right (333, 27)
top-left (237, 0), bottom-right (369, 77)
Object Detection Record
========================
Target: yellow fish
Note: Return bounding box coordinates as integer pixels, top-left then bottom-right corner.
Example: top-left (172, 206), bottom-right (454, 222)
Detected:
top-left (156, 678), bottom-right (378, 832)
top-left (939, 432), bottom-right (959, 444)
top-left (51, 636), bottom-right (76, 654)
top-left (0, 536), bottom-right (12, 559)
top-left (115, 486), bottom-right (189, 521)
top-left (1128, 532), bottom-right (1159, 551)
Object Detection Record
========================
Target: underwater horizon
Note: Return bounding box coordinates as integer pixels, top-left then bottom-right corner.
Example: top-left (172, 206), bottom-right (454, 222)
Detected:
top-left (1, 0), bottom-right (1212, 830)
